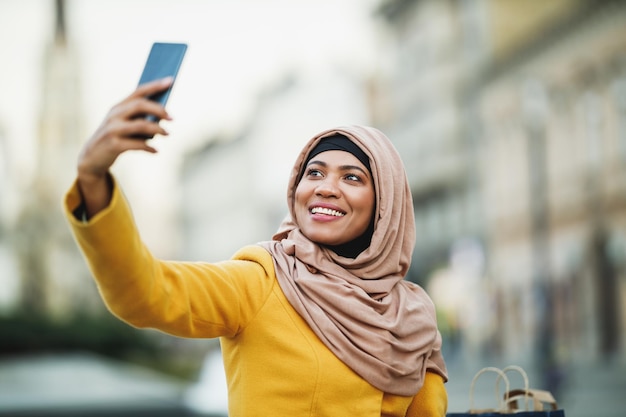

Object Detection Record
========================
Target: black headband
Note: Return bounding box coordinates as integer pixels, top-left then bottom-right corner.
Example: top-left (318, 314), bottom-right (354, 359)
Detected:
top-left (305, 133), bottom-right (371, 174)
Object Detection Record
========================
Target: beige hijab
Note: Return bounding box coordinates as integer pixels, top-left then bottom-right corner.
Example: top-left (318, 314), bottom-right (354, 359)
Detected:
top-left (260, 125), bottom-right (447, 396)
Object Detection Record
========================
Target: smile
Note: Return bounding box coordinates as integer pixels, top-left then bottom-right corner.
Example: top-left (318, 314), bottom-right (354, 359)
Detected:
top-left (310, 207), bottom-right (345, 217)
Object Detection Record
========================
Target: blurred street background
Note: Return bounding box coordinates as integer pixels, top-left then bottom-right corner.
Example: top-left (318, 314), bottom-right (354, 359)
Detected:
top-left (1, 0), bottom-right (625, 415)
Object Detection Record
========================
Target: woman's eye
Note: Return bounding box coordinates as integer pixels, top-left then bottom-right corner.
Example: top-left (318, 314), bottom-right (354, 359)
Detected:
top-left (306, 168), bottom-right (323, 177)
top-left (345, 173), bottom-right (362, 182)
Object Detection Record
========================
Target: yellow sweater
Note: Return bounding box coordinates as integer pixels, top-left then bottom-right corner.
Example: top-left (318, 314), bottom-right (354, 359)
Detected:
top-left (64, 179), bottom-right (447, 416)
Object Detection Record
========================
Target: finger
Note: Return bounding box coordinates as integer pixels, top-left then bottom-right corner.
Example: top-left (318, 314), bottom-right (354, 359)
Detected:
top-left (98, 128), bottom-right (159, 158)
top-left (114, 136), bottom-right (158, 153)
top-left (118, 118), bottom-right (170, 139)
top-left (107, 77), bottom-right (173, 120)
top-left (110, 97), bottom-right (172, 123)
top-left (130, 77), bottom-right (174, 100)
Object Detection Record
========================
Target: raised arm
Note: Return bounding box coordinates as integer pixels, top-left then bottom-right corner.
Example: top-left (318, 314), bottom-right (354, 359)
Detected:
top-left (77, 77), bottom-right (173, 218)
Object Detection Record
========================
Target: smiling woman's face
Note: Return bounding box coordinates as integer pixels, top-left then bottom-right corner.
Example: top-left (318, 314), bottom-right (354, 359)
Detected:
top-left (294, 150), bottom-right (375, 246)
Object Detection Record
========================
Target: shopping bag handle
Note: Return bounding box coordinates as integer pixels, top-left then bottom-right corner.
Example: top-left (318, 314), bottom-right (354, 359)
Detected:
top-left (469, 366), bottom-right (510, 413)
top-left (496, 365), bottom-right (531, 411)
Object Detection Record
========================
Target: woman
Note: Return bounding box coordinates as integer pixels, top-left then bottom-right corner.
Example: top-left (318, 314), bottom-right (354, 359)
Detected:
top-left (64, 78), bottom-right (448, 416)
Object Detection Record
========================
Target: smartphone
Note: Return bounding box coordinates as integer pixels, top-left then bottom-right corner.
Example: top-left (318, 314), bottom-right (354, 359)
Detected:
top-left (137, 42), bottom-right (187, 123)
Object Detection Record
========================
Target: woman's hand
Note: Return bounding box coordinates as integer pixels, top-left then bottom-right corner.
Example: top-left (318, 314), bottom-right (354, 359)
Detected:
top-left (77, 77), bottom-right (174, 218)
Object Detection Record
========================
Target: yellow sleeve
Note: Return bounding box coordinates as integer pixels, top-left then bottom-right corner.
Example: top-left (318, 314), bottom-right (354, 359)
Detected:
top-left (63, 177), bottom-right (276, 338)
top-left (406, 371), bottom-right (448, 417)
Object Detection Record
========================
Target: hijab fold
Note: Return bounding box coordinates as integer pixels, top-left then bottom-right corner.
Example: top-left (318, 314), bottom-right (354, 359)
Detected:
top-left (260, 125), bottom-right (447, 396)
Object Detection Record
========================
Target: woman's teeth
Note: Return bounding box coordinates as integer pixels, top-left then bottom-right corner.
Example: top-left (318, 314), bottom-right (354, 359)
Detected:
top-left (311, 207), bottom-right (345, 217)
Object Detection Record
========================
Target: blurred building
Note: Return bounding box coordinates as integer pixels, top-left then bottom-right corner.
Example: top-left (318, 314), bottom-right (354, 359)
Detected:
top-left (376, 0), bottom-right (625, 371)
top-left (374, 0), bottom-right (494, 364)
top-left (0, 107), bottom-right (19, 313)
top-left (0, 0), bottom-right (96, 318)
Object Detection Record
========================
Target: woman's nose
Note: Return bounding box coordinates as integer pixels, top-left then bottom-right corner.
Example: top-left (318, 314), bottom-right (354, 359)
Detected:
top-left (315, 178), bottom-right (340, 197)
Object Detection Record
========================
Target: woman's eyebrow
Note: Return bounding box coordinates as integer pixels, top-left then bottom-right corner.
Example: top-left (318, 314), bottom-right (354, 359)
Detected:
top-left (307, 160), bottom-right (368, 176)
top-left (340, 164), bottom-right (368, 175)
top-left (306, 159), bottom-right (327, 167)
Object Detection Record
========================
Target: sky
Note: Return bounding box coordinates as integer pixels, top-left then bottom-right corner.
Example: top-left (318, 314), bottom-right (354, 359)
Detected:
top-left (0, 0), bottom-right (382, 252)
top-left (0, 0), bottom-right (380, 182)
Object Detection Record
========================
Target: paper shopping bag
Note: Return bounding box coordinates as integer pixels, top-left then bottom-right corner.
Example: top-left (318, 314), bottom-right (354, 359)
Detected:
top-left (446, 365), bottom-right (565, 417)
